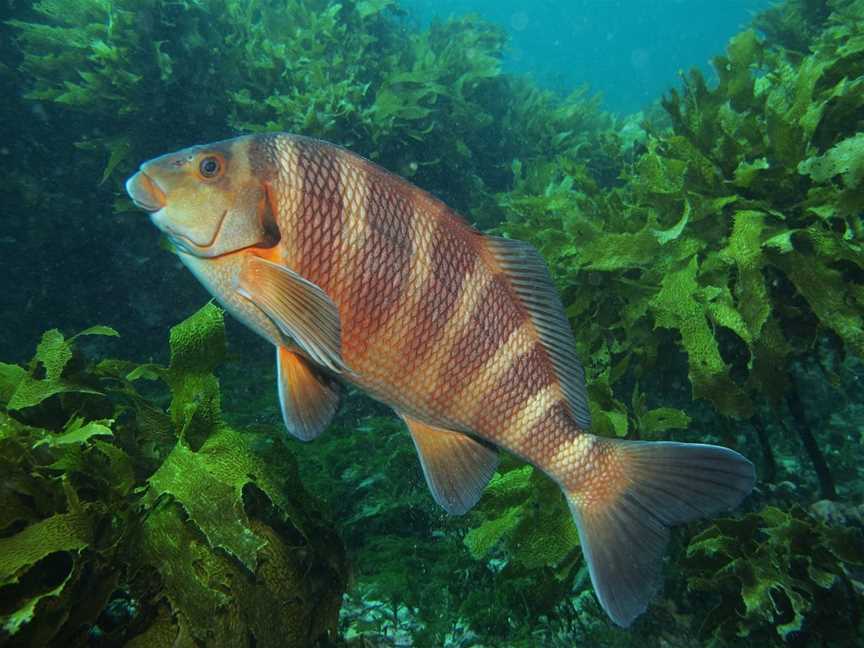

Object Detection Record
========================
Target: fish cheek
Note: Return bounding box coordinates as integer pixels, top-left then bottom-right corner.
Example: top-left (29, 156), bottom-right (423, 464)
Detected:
top-left (208, 183), bottom-right (272, 256)
top-left (165, 183), bottom-right (225, 245)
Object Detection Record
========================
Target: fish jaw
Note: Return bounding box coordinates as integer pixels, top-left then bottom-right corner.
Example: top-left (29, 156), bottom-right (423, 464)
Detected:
top-left (126, 170), bottom-right (166, 213)
top-left (126, 170), bottom-right (180, 246)
top-left (125, 167), bottom-right (209, 253)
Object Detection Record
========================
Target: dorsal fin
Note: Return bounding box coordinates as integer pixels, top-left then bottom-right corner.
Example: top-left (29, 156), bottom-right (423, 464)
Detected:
top-left (401, 413), bottom-right (499, 515)
top-left (485, 236), bottom-right (591, 430)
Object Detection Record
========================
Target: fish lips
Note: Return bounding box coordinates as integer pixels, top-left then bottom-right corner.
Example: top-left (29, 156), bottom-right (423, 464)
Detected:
top-left (125, 170), bottom-right (166, 213)
top-left (124, 168), bottom-right (224, 257)
top-left (125, 171), bottom-right (191, 253)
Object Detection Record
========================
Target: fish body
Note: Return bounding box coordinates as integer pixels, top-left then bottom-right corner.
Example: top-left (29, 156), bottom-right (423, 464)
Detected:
top-left (127, 133), bottom-right (755, 627)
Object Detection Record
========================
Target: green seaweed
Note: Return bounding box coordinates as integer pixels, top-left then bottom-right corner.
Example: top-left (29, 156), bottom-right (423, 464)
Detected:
top-left (0, 508), bottom-right (94, 638)
top-left (5, 325), bottom-right (118, 411)
top-left (163, 302), bottom-right (226, 446)
top-left (465, 465), bottom-right (579, 571)
top-left (8, 0), bottom-right (611, 220)
top-left (289, 410), bottom-right (587, 644)
top-left (496, 0), bottom-right (864, 431)
top-left (684, 505), bottom-right (864, 644)
top-left (798, 131), bottom-right (864, 188)
top-left (0, 306), bottom-right (347, 646)
top-left (753, 0), bottom-right (831, 53)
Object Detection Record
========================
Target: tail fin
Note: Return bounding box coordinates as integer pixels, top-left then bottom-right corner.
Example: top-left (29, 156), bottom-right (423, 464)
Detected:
top-left (565, 438), bottom-right (755, 627)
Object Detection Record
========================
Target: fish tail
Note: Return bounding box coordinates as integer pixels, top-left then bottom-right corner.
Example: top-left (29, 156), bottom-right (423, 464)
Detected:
top-left (562, 436), bottom-right (755, 627)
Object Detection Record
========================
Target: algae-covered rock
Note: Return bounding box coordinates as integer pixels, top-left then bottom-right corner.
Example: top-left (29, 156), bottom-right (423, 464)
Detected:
top-left (0, 305), bottom-right (347, 647)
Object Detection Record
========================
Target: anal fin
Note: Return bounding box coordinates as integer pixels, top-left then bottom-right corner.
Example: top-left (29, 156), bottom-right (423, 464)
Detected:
top-left (277, 346), bottom-right (341, 441)
top-left (401, 414), bottom-right (499, 515)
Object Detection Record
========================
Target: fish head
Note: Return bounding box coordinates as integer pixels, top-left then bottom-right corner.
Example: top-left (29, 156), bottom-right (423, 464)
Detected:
top-left (125, 136), bottom-right (274, 257)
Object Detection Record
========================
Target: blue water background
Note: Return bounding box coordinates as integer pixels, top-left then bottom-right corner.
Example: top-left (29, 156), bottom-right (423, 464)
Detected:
top-left (404, 0), bottom-right (775, 113)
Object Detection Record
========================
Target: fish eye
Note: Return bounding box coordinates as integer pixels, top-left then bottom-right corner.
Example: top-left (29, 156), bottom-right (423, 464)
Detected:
top-left (199, 155), bottom-right (222, 178)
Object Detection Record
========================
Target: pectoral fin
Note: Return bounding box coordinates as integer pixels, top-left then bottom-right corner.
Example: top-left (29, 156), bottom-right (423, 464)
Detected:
top-left (401, 414), bottom-right (499, 515)
top-left (277, 346), bottom-right (341, 441)
top-left (235, 256), bottom-right (345, 374)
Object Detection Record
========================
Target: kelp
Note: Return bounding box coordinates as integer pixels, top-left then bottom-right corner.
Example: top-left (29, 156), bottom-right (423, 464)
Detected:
top-left (289, 412), bottom-right (480, 643)
top-left (0, 304), bottom-right (347, 647)
top-left (4, 325), bottom-right (119, 412)
top-left (10, 0), bottom-right (858, 424)
top-left (497, 0), bottom-right (864, 431)
top-left (464, 465), bottom-right (579, 572)
top-left (290, 412), bottom-right (590, 644)
top-left (753, 0), bottom-right (831, 53)
top-left (7, 0), bottom-right (610, 221)
top-left (683, 505), bottom-right (864, 645)
top-left (9, 0), bottom-right (403, 188)
top-left (472, 4), bottom-right (864, 633)
top-left (225, 0), bottom-right (402, 141)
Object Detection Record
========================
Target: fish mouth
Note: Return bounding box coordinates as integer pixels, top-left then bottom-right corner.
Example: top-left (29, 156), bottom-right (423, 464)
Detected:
top-left (125, 170), bottom-right (166, 212)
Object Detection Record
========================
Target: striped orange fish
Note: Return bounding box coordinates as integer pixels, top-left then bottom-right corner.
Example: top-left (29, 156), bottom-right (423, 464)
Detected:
top-left (126, 133), bottom-right (755, 626)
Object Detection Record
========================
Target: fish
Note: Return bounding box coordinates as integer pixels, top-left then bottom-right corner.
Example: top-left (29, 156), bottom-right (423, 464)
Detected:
top-left (126, 133), bottom-right (755, 627)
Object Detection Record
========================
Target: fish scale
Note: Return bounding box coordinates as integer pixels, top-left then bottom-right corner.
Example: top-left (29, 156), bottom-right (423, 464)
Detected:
top-left (127, 132), bottom-right (756, 628)
top-left (268, 137), bottom-right (519, 431)
top-left (266, 136), bottom-right (601, 506)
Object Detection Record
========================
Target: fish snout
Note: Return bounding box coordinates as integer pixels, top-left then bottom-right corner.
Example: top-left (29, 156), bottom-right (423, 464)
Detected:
top-left (126, 170), bottom-right (166, 213)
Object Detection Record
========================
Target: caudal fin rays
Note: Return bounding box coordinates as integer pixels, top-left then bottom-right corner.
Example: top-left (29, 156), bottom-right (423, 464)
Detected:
top-left (565, 439), bottom-right (755, 627)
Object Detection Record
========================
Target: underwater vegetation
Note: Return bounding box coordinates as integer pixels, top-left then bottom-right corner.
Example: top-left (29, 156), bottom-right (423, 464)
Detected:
top-left (0, 305), bottom-right (347, 646)
top-left (1, 0), bottom-right (864, 645)
top-left (684, 504), bottom-right (864, 644)
top-left (496, 0), bottom-right (864, 495)
top-left (1, 0), bottom-right (611, 361)
top-left (6, 0), bottom-right (609, 217)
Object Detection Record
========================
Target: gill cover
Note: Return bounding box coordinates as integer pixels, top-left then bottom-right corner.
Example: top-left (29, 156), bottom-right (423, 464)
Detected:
top-left (128, 136), bottom-right (274, 257)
